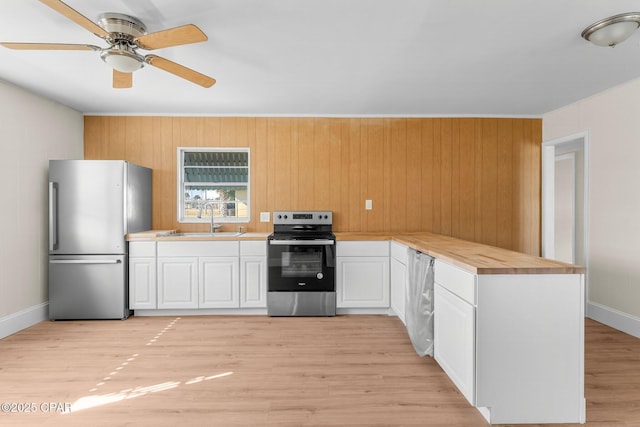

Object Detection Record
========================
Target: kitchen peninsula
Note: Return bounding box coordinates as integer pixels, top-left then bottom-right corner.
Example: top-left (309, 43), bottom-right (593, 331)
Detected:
top-left (126, 230), bottom-right (586, 425)
top-left (357, 232), bottom-right (585, 425)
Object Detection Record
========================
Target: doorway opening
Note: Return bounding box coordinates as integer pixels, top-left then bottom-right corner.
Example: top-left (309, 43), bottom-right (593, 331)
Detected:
top-left (542, 132), bottom-right (589, 268)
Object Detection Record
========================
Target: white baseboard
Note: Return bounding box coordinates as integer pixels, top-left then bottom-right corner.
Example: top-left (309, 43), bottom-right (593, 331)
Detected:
top-left (133, 308), bottom-right (268, 316)
top-left (336, 308), bottom-right (390, 315)
top-left (0, 303), bottom-right (48, 339)
top-left (587, 301), bottom-right (640, 339)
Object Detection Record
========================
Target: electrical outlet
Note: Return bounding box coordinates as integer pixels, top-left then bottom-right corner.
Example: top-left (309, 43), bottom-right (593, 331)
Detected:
top-left (365, 199), bottom-right (373, 210)
top-left (260, 212), bottom-right (270, 222)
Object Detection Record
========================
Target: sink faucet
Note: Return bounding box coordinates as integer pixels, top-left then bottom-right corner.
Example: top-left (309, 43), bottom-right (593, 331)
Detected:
top-left (202, 201), bottom-right (220, 233)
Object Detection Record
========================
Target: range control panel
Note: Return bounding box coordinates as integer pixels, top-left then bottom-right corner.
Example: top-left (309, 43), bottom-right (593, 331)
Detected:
top-left (273, 211), bottom-right (332, 225)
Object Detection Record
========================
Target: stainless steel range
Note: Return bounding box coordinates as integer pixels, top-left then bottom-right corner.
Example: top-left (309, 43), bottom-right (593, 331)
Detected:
top-left (267, 211), bottom-right (336, 316)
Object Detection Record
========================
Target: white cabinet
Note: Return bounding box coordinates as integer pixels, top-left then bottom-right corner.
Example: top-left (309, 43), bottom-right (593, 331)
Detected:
top-left (157, 257), bottom-right (199, 308)
top-left (433, 260), bottom-right (478, 406)
top-left (434, 282), bottom-right (476, 404)
top-left (157, 241), bottom-right (240, 309)
top-left (336, 241), bottom-right (389, 308)
top-left (389, 241), bottom-right (408, 323)
top-left (433, 258), bottom-right (586, 424)
top-left (199, 257), bottom-right (239, 308)
top-left (129, 242), bottom-right (157, 309)
top-left (240, 241), bottom-right (267, 308)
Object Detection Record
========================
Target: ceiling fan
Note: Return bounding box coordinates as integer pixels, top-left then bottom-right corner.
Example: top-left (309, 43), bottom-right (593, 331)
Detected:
top-left (0, 0), bottom-right (216, 88)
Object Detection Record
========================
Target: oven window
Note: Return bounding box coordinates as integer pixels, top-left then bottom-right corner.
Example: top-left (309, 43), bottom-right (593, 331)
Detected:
top-left (281, 248), bottom-right (323, 277)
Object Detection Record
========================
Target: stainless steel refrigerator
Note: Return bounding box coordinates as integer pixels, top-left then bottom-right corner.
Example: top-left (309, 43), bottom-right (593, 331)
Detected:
top-left (48, 160), bottom-right (152, 320)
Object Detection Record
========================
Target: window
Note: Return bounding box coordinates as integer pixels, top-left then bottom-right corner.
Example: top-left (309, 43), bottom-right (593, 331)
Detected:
top-left (177, 147), bottom-right (250, 223)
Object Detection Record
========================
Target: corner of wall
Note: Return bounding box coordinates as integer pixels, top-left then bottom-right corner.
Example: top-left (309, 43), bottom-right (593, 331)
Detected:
top-left (587, 301), bottom-right (640, 339)
top-left (0, 303), bottom-right (48, 339)
top-left (0, 80), bottom-right (83, 336)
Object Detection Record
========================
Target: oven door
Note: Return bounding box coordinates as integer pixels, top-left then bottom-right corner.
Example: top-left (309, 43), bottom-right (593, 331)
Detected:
top-left (268, 239), bottom-right (335, 292)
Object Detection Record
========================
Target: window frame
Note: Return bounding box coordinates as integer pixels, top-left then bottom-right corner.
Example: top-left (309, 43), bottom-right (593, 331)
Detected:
top-left (177, 147), bottom-right (251, 224)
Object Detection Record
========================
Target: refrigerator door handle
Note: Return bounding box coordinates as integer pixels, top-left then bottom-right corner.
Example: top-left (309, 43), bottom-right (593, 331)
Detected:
top-left (123, 166), bottom-right (128, 235)
top-left (50, 259), bottom-right (122, 265)
top-left (49, 182), bottom-right (58, 251)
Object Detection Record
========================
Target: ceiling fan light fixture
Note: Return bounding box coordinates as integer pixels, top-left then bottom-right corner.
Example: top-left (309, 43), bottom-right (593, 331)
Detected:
top-left (582, 12), bottom-right (640, 47)
top-left (100, 45), bottom-right (144, 72)
top-left (2, 0), bottom-right (215, 88)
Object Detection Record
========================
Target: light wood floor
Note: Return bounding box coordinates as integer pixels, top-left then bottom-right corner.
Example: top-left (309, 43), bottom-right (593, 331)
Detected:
top-left (0, 316), bottom-right (638, 427)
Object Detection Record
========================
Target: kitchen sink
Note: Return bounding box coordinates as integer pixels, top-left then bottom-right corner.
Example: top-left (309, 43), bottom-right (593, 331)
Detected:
top-left (169, 232), bottom-right (244, 237)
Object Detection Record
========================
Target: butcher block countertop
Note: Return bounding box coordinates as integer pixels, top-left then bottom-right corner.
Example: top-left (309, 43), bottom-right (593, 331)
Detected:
top-left (335, 232), bottom-right (395, 241)
top-left (335, 232), bottom-right (584, 275)
top-left (391, 233), bottom-right (585, 275)
top-left (127, 230), bottom-right (584, 275)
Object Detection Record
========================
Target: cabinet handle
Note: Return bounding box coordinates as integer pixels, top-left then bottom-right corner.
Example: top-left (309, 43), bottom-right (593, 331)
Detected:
top-left (48, 182), bottom-right (57, 251)
top-left (269, 240), bottom-right (334, 246)
top-left (50, 259), bottom-right (122, 264)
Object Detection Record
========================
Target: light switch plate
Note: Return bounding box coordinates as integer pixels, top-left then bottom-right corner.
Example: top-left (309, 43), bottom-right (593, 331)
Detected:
top-left (260, 212), bottom-right (270, 222)
top-left (365, 199), bottom-right (373, 210)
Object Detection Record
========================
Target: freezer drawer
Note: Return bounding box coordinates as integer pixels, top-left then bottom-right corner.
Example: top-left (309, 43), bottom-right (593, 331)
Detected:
top-left (49, 255), bottom-right (129, 320)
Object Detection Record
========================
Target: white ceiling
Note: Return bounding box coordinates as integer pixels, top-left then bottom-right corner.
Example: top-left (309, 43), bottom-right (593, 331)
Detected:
top-left (2, 0), bottom-right (640, 116)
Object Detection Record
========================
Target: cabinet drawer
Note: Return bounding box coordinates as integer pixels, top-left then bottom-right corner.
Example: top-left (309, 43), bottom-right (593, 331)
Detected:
top-left (434, 260), bottom-right (476, 305)
top-left (337, 241), bottom-right (389, 257)
top-left (129, 241), bottom-right (156, 257)
top-left (157, 241), bottom-right (239, 257)
top-left (240, 240), bottom-right (267, 256)
top-left (390, 241), bottom-right (408, 264)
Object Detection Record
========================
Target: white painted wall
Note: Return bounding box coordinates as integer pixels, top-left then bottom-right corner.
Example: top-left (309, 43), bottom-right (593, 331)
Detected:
top-left (543, 77), bottom-right (640, 330)
top-left (0, 80), bottom-right (83, 336)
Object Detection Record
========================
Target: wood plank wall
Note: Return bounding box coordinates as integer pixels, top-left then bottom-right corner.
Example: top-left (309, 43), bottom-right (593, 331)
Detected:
top-left (84, 117), bottom-right (541, 255)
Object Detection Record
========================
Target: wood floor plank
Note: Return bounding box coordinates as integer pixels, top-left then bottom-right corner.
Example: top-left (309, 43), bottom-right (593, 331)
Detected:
top-left (0, 316), bottom-right (637, 426)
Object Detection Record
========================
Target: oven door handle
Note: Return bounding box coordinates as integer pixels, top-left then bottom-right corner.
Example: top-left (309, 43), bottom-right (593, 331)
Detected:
top-left (269, 239), bottom-right (335, 246)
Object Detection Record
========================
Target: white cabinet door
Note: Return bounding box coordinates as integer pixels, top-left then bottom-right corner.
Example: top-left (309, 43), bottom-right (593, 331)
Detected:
top-left (390, 257), bottom-right (406, 323)
top-left (157, 257), bottom-right (198, 308)
top-left (336, 256), bottom-right (390, 308)
top-left (434, 282), bottom-right (476, 405)
top-left (240, 256), bottom-right (267, 308)
top-left (199, 257), bottom-right (239, 308)
top-left (129, 257), bottom-right (156, 309)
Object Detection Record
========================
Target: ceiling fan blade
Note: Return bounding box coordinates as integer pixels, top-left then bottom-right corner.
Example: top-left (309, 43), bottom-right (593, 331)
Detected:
top-left (135, 24), bottom-right (207, 50)
top-left (39, 0), bottom-right (110, 39)
top-left (0, 42), bottom-right (100, 51)
top-left (145, 55), bottom-right (215, 88)
top-left (113, 70), bottom-right (133, 89)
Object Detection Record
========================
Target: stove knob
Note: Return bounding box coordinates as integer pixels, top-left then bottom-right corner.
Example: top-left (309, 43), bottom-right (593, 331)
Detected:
top-left (277, 214), bottom-right (282, 219)
top-left (317, 272), bottom-right (324, 280)
top-left (318, 214), bottom-right (322, 219)
top-left (284, 215), bottom-right (288, 219)
top-left (324, 215), bottom-right (328, 219)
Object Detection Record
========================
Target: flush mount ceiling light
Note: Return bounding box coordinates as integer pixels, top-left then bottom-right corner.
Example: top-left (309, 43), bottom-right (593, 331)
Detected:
top-left (582, 12), bottom-right (640, 47)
